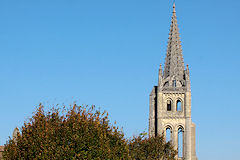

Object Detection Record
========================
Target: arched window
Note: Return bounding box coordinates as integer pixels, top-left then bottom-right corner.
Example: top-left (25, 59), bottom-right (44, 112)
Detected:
top-left (167, 100), bottom-right (172, 111)
top-left (176, 100), bottom-right (182, 111)
top-left (178, 127), bottom-right (184, 158)
top-left (166, 127), bottom-right (171, 142)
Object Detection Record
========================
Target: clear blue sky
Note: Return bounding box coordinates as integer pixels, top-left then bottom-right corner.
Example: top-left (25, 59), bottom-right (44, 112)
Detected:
top-left (0, 0), bottom-right (239, 159)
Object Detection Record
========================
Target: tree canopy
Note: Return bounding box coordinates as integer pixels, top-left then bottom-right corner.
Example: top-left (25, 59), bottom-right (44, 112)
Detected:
top-left (129, 133), bottom-right (177, 160)
top-left (3, 104), bottom-right (177, 160)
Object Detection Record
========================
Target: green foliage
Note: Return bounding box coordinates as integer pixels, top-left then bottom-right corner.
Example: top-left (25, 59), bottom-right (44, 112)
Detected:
top-left (129, 132), bottom-right (177, 160)
top-left (3, 104), bottom-right (177, 160)
top-left (3, 104), bottom-right (130, 160)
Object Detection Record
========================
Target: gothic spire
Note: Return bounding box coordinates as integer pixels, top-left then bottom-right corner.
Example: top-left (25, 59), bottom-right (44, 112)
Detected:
top-left (163, 3), bottom-right (185, 80)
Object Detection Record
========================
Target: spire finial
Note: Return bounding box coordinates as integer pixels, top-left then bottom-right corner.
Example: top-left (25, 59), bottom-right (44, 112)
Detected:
top-left (173, 2), bottom-right (176, 13)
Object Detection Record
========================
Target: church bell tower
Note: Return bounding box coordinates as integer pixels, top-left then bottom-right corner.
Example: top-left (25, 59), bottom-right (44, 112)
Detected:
top-left (149, 3), bottom-right (197, 160)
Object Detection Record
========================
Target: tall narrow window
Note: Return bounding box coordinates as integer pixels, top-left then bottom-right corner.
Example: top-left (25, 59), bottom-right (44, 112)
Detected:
top-left (178, 127), bottom-right (184, 158)
top-left (177, 100), bottom-right (182, 111)
top-left (173, 80), bottom-right (176, 87)
top-left (166, 127), bottom-right (171, 142)
top-left (167, 100), bottom-right (172, 111)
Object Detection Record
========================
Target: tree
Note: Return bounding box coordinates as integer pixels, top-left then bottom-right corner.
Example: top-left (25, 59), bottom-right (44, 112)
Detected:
top-left (3, 104), bottom-right (177, 160)
top-left (128, 132), bottom-right (177, 160)
top-left (3, 104), bottom-right (130, 160)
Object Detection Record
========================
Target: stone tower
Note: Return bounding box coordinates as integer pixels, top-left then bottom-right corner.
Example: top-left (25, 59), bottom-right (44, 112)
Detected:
top-left (149, 3), bottom-right (197, 160)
